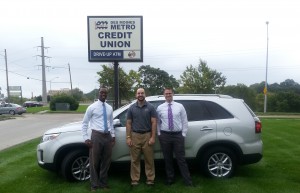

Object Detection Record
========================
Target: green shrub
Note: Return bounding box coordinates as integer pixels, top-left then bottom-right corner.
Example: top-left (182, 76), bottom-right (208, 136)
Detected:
top-left (49, 94), bottom-right (79, 111)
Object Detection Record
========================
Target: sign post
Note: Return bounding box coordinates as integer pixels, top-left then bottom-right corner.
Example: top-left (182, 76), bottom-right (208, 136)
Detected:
top-left (9, 86), bottom-right (22, 101)
top-left (87, 16), bottom-right (143, 109)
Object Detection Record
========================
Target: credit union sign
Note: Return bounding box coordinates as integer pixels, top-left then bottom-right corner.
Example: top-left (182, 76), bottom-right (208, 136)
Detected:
top-left (87, 16), bottom-right (143, 62)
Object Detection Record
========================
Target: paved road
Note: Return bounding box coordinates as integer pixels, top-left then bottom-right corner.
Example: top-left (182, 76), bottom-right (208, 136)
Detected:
top-left (0, 113), bottom-right (84, 151)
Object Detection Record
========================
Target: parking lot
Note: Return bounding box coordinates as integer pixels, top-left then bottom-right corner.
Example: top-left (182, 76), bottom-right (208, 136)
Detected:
top-left (0, 113), bottom-right (83, 150)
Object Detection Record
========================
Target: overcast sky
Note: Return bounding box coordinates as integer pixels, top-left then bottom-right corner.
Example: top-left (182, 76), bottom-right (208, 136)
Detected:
top-left (1, 0), bottom-right (300, 98)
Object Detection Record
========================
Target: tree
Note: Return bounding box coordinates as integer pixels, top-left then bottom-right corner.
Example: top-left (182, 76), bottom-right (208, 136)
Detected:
top-left (49, 93), bottom-right (79, 111)
top-left (128, 70), bottom-right (142, 97)
top-left (249, 82), bottom-right (266, 94)
top-left (222, 84), bottom-right (256, 110)
top-left (138, 65), bottom-right (179, 95)
top-left (97, 64), bottom-right (135, 103)
top-left (250, 79), bottom-right (300, 95)
top-left (70, 88), bottom-right (84, 101)
top-left (268, 91), bottom-right (300, 112)
top-left (179, 59), bottom-right (226, 94)
top-left (84, 89), bottom-right (99, 101)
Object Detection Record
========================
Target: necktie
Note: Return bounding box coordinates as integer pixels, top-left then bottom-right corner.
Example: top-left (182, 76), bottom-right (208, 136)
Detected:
top-left (103, 103), bottom-right (108, 133)
top-left (168, 103), bottom-right (174, 131)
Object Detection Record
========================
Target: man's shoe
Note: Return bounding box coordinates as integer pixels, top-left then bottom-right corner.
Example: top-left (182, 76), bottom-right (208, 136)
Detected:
top-left (90, 187), bottom-right (97, 192)
top-left (146, 180), bottom-right (155, 186)
top-left (100, 185), bottom-right (110, 190)
top-left (165, 180), bottom-right (174, 186)
top-left (186, 182), bottom-right (195, 187)
top-left (131, 181), bottom-right (139, 186)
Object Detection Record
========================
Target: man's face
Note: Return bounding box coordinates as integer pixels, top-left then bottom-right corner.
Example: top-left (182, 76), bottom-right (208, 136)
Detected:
top-left (164, 89), bottom-right (173, 103)
top-left (136, 88), bottom-right (145, 102)
top-left (98, 88), bottom-right (108, 102)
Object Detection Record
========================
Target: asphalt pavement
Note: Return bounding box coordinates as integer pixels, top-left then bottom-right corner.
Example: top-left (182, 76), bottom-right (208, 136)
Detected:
top-left (0, 113), bottom-right (84, 151)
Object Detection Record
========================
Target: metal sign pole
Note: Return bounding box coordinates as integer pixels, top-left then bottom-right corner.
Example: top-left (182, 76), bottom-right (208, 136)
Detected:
top-left (113, 61), bottom-right (119, 110)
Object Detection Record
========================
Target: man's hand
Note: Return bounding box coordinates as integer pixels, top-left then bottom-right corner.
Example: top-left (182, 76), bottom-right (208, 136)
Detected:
top-left (111, 137), bottom-right (116, 146)
top-left (148, 137), bottom-right (155, 145)
top-left (126, 138), bottom-right (133, 147)
top-left (85, 139), bottom-right (92, 148)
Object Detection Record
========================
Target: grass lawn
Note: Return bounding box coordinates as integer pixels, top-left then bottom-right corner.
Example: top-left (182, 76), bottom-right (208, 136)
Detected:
top-left (0, 118), bottom-right (300, 193)
top-left (25, 105), bottom-right (88, 114)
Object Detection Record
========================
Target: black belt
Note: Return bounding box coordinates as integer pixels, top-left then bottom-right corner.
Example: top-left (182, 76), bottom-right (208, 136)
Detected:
top-left (161, 130), bottom-right (182, 135)
top-left (132, 130), bottom-right (151, 134)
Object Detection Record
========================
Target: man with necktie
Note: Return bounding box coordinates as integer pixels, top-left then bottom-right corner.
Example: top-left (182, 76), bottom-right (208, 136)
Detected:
top-left (82, 87), bottom-right (115, 191)
top-left (156, 88), bottom-right (193, 187)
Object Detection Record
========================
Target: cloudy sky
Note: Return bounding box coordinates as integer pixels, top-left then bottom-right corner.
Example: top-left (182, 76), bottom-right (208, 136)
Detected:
top-left (1, 0), bottom-right (299, 98)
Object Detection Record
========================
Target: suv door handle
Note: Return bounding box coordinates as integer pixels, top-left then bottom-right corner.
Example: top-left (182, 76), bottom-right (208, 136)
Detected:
top-left (200, 126), bottom-right (213, 131)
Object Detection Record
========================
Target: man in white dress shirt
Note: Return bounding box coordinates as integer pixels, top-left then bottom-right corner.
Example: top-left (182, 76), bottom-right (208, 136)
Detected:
top-left (156, 88), bottom-right (193, 186)
top-left (82, 87), bottom-right (115, 191)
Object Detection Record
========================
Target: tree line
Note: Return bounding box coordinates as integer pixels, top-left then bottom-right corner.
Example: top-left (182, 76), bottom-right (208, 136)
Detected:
top-left (90, 59), bottom-right (300, 113)
top-left (11, 59), bottom-right (298, 113)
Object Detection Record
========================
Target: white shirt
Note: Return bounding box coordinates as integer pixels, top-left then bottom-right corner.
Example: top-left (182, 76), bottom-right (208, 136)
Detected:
top-left (82, 100), bottom-right (115, 141)
top-left (156, 101), bottom-right (189, 137)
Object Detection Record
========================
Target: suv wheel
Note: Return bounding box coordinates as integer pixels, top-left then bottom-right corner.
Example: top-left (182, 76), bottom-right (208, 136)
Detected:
top-left (61, 149), bottom-right (90, 181)
top-left (201, 147), bottom-right (236, 178)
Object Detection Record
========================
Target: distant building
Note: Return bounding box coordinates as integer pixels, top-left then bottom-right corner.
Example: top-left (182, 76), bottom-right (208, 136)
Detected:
top-left (48, 88), bottom-right (71, 96)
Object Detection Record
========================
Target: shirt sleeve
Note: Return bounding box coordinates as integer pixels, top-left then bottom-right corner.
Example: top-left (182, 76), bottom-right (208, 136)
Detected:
top-left (126, 105), bottom-right (132, 120)
top-left (180, 104), bottom-right (189, 137)
top-left (82, 106), bottom-right (92, 141)
top-left (156, 106), bottom-right (162, 135)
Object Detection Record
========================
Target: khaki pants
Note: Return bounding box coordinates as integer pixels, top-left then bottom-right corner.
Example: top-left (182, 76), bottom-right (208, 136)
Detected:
top-left (130, 132), bottom-right (155, 182)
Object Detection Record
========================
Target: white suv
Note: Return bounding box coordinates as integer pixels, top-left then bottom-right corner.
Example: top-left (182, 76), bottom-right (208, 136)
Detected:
top-left (37, 94), bottom-right (262, 181)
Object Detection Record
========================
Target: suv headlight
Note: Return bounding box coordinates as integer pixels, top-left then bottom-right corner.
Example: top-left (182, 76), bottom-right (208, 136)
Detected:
top-left (42, 133), bottom-right (60, 142)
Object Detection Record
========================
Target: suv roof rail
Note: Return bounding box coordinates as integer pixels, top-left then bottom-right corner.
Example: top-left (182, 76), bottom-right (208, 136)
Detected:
top-left (147, 94), bottom-right (233, 99)
top-left (175, 94), bottom-right (232, 98)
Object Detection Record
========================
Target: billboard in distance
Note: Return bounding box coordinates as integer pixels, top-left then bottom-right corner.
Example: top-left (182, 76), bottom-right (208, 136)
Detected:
top-left (87, 16), bottom-right (143, 62)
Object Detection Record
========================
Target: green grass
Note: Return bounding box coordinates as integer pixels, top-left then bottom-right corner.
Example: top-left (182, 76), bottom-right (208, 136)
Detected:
top-left (1, 118), bottom-right (300, 193)
top-left (25, 106), bottom-right (50, 113)
top-left (25, 105), bottom-right (88, 114)
top-left (0, 105), bottom-right (87, 121)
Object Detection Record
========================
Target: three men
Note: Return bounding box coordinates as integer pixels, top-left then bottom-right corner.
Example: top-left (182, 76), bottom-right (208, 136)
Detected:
top-left (82, 87), bottom-right (193, 189)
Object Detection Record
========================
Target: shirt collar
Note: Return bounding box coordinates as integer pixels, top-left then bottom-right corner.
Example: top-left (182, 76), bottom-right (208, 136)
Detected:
top-left (166, 101), bottom-right (173, 105)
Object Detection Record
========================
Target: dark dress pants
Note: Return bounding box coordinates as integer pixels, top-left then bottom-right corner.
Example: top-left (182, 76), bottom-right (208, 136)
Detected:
top-left (89, 131), bottom-right (112, 188)
top-left (158, 132), bottom-right (192, 185)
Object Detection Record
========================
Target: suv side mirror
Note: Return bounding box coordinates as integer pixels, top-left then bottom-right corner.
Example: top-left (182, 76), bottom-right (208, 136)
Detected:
top-left (113, 119), bottom-right (122, 127)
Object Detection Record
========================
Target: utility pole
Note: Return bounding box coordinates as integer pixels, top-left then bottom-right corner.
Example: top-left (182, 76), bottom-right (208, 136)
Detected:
top-left (68, 63), bottom-right (73, 92)
top-left (36, 37), bottom-right (50, 104)
top-left (264, 21), bottom-right (269, 113)
top-left (4, 49), bottom-right (10, 103)
top-left (41, 37), bottom-right (47, 104)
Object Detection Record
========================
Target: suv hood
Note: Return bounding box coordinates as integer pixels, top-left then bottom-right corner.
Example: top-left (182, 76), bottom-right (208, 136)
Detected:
top-left (44, 121), bottom-right (82, 134)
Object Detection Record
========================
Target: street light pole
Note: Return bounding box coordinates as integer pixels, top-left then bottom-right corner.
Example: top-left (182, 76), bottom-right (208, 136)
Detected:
top-left (264, 21), bottom-right (269, 113)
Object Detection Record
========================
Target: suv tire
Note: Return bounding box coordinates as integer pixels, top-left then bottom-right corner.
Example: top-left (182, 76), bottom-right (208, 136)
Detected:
top-left (201, 147), bottom-right (236, 178)
top-left (61, 149), bottom-right (90, 181)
